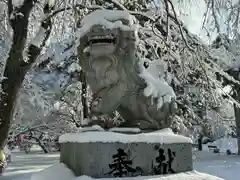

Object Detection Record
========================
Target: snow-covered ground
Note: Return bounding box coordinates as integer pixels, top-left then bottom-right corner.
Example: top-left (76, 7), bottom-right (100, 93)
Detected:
top-left (1, 151), bottom-right (59, 180)
top-left (1, 150), bottom-right (240, 180)
top-left (193, 151), bottom-right (240, 180)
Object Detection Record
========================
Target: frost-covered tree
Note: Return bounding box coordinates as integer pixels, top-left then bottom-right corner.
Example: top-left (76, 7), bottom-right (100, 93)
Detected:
top-left (0, 0), bottom-right (89, 148)
top-left (51, 81), bottom-right (83, 127)
top-left (1, 0), bottom-right (239, 151)
top-left (202, 0), bottom-right (240, 38)
top-left (199, 0), bottom-right (240, 153)
top-left (0, 0), bottom-right (58, 149)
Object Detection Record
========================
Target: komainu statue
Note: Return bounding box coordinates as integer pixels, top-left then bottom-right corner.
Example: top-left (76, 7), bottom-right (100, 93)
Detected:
top-left (77, 10), bottom-right (177, 130)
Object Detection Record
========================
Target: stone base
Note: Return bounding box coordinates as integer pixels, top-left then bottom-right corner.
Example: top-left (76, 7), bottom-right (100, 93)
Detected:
top-left (59, 129), bottom-right (193, 178)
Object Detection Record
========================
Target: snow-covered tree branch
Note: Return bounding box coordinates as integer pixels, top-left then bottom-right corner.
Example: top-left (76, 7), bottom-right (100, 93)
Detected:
top-left (0, 0), bottom-right (56, 149)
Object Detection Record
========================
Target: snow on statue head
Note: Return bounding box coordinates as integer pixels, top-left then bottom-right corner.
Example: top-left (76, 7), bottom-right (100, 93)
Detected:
top-left (77, 10), bottom-right (177, 130)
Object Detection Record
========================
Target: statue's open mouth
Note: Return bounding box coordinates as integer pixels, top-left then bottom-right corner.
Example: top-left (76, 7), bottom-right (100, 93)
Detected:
top-left (83, 34), bottom-right (117, 54)
top-left (87, 34), bottom-right (117, 46)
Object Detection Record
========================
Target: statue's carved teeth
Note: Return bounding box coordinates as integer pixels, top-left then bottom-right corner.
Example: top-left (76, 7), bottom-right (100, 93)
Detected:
top-left (88, 35), bottom-right (114, 41)
top-left (87, 34), bottom-right (116, 45)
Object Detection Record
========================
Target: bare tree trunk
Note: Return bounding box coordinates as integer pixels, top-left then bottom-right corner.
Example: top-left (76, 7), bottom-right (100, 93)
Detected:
top-left (233, 90), bottom-right (240, 155)
top-left (226, 69), bottom-right (240, 155)
top-left (0, 0), bottom-right (34, 149)
top-left (0, 0), bottom-right (55, 150)
top-left (234, 103), bottom-right (240, 155)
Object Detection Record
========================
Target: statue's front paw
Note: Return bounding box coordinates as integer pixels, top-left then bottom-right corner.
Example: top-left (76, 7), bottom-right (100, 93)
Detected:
top-left (139, 121), bottom-right (160, 131)
top-left (118, 120), bottom-right (159, 131)
top-left (161, 98), bottom-right (177, 116)
top-left (90, 98), bottom-right (103, 114)
top-left (169, 99), bottom-right (178, 115)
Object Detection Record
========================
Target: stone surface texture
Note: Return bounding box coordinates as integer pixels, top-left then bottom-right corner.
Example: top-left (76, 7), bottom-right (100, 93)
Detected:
top-left (60, 132), bottom-right (192, 178)
top-left (77, 10), bottom-right (177, 130)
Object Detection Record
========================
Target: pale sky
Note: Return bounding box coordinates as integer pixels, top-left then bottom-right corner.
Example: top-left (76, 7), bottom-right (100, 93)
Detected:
top-left (175, 0), bottom-right (217, 44)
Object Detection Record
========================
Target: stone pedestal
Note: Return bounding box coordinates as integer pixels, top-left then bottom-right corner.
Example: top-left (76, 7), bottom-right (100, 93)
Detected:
top-left (59, 129), bottom-right (193, 178)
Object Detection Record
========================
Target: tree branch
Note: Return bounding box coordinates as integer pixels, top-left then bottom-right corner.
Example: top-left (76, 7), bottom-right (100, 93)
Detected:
top-left (210, 0), bottom-right (221, 33)
top-left (164, 0), bottom-right (169, 42)
top-left (104, 0), bottom-right (128, 11)
top-left (53, 110), bottom-right (81, 128)
top-left (233, 1), bottom-right (240, 36)
top-left (7, 0), bottom-right (13, 18)
top-left (48, 4), bottom-right (102, 19)
top-left (0, 0), bottom-right (35, 149)
top-left (20, 0), bottom-right (56, 74)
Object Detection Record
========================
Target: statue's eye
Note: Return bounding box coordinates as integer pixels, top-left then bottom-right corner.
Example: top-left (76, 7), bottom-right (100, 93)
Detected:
top-left (143, 61), bottom-right (149, 69)
top-left (109, 19), bottom-right (129, 25)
